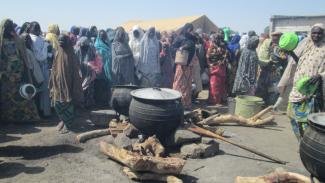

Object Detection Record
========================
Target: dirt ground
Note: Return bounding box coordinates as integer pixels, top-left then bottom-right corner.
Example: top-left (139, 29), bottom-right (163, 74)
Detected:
top-left (0, 91), bottom-right (308, 183)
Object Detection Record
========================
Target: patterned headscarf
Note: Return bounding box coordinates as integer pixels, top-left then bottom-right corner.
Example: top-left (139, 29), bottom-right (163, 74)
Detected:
top-left (247, 36), bottom-right (259, 49)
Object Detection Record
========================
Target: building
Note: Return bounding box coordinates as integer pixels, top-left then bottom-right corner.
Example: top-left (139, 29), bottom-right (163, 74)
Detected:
top-left (270, 15), bottom-right (325, 34)
top-left (121, 15), bottom-right (218, 33)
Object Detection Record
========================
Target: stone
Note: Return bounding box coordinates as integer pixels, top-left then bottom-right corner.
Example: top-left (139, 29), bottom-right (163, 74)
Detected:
top-left (90, 110), bottom-right (116, 127)
top-left (200, 142), bottom-right (219, 158)
top-left (180, 143), bottom-right (204, 159)
top-left (123, 124), bottom-right (140, 138)
top-left (180, 141), bottom-right (219, 159)
top-left (201, 137), bottom-right (217, 145)
top-left (114, 133), bottom-right (138, 150)
top-left (165, 128), bottom-right (201, 147)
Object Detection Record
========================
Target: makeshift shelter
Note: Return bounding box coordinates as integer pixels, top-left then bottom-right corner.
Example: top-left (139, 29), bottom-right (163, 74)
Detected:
top-left (121, 15), bottom-right (218, 33)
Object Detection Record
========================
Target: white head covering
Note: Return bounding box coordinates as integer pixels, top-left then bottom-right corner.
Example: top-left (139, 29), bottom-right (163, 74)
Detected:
top-left (138, 27), bottom-right (160, 74)
top-left (312, 23), bottom-right (325, 30)
top-left (129, 25), bottom-right (144, 66)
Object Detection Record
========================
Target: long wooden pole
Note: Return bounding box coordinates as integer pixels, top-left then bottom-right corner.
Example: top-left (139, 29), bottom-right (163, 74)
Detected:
top-left (187, 124), bottom-right (287, 164)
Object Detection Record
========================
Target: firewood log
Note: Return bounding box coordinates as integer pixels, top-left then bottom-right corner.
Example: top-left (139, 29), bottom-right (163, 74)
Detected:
top-left (132, 135), bottom-right (165, 157)
top-left (76, 129), bottom-right (110, 143)
top-left (122, 167), bottom-right (183, 183)
top-left (100, 141), bottom-right (185, 174)
top-left (234, 171), bottom-right (311, 183)
top-left (198, 106), bottom-right (274, 127)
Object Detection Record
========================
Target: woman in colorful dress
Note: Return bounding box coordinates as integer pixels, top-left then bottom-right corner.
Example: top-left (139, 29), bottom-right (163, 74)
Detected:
top-left (94, 29), bottom-right (112, 107)
top-left (172, 23), bottom-right (197, 109)
top-left (206, 30), bottom-right (230, 105)
top-left (0, 19), bottom-right (40, 122)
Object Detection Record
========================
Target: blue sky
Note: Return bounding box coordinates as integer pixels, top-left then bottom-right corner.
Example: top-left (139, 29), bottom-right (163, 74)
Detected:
top-left (1, 0), bottom-right (325, 33)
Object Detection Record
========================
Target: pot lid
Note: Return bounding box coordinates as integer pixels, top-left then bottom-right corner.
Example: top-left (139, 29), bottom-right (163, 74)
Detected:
top-left (131, 88), bottom-right (182, 100)
top-left (112, 85), bottom-right (141, 89)
top-left (308, 113), bottom-right (325, 126)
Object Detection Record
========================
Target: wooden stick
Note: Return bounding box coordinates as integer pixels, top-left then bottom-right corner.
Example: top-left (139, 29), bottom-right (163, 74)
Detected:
top-left (187, 124), bottom-right (286, 164)
top-left (235, 171), bottom-right (311, 183)
top-left (197, 113), bottom-right (220, 125)
top-left (250, 106), bottom-right (273, 121)
top-left (76, 129), bottom-right (110, 143)
top-left (100, 141), bottom-right (185, 174)
top-left (122, 167), bottom-right (183, 183)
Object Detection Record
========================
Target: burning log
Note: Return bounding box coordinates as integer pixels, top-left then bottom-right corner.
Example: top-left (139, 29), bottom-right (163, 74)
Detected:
top-left (234, 171), bottom-right (311, 183)
top-left (122, 167), bottom-right (183, 183)
top-left (76, 129), bottom-right (110, 143)
top-left (198, 106), bottom-right (274, 127)
top-left (132, 135), bottom-right (165, 157)
top-left (100, 141), bottom-right (185, 174)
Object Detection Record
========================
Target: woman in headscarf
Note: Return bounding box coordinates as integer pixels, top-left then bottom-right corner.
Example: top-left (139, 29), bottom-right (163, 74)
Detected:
top-left (137, 27), bottom-right (161, 87)
top-left (287, 24), bottom-right (325, 139)
top-left (49, 34), bottom-right (83, 133)
top-left (94, 29), bottom-right (112, 107)
top-left (172, 23), bottom-right (197, 109)
top-left (106, 28), bottom-right (116, 43)
top-left (20, 33), bottom-right (44, 87)
top-left (168, 30), bottom-right (178, 61)
top-left (75, 36), bottom-right (101, 108)
top-left (78, 27), bottom-right (89, 40)
top-left (129, 25), bottom-right (144, 69)
top-left (69, 26), bottom-right (80, 46)
top-left (111, 27), bottom-right (135, 85)
top-left (45, 24), bottom-right (60, 51)
top-left (160, 35), bottom-right (174, 88)
top-left (0, 19), bottom-right (40, 122)
top-left (256, 32), bottom-right (288, 106)
top-left (227, 34), bottom-right (241, 95)
top-left (228, 34), bottom-right (241, 63)
top-left (232, 36), bottom-right (259, 95)
top-left (89, 26), bottom-right (98, 43)
top-left (206, 29), bottom-right (230, 105)
top-left (19, 22), bottom-right (31, 35)
top-left (30, 21), bottom-right (51, 117)
top-left (239, 33), bottom-right (249, 50)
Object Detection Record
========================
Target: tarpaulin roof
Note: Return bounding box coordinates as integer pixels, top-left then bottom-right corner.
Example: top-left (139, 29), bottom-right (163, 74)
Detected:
top-left (121, 15), bottom-right (218, 33)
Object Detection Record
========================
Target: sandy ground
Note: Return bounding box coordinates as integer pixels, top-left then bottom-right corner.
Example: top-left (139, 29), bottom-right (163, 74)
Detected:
top-left (0, 91), bottom-right (308, 183)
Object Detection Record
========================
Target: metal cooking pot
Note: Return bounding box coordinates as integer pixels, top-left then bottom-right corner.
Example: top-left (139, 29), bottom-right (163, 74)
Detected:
top-left (300, 112), bottom-right (325, 181)
top-left (110, 85), bottom-right (141, 116)
top-left (129, 87), bottom-right (184, 139)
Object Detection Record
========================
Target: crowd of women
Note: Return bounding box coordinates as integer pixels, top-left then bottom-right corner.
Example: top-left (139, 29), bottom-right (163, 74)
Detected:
top-left (2, 17), bottom-right (323, 135)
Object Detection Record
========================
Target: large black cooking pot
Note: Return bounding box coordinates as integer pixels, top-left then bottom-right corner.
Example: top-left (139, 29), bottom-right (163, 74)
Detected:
top-left (129, 88), bottom-right (184, 139)
top-left (110, 85), bottom-right (141, 116)
top-left (300, 113), bottom-right (325, 181)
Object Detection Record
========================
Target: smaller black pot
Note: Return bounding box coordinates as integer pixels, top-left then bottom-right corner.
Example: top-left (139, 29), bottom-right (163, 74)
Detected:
top-left (110, 85), bottom-right (141, 116)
